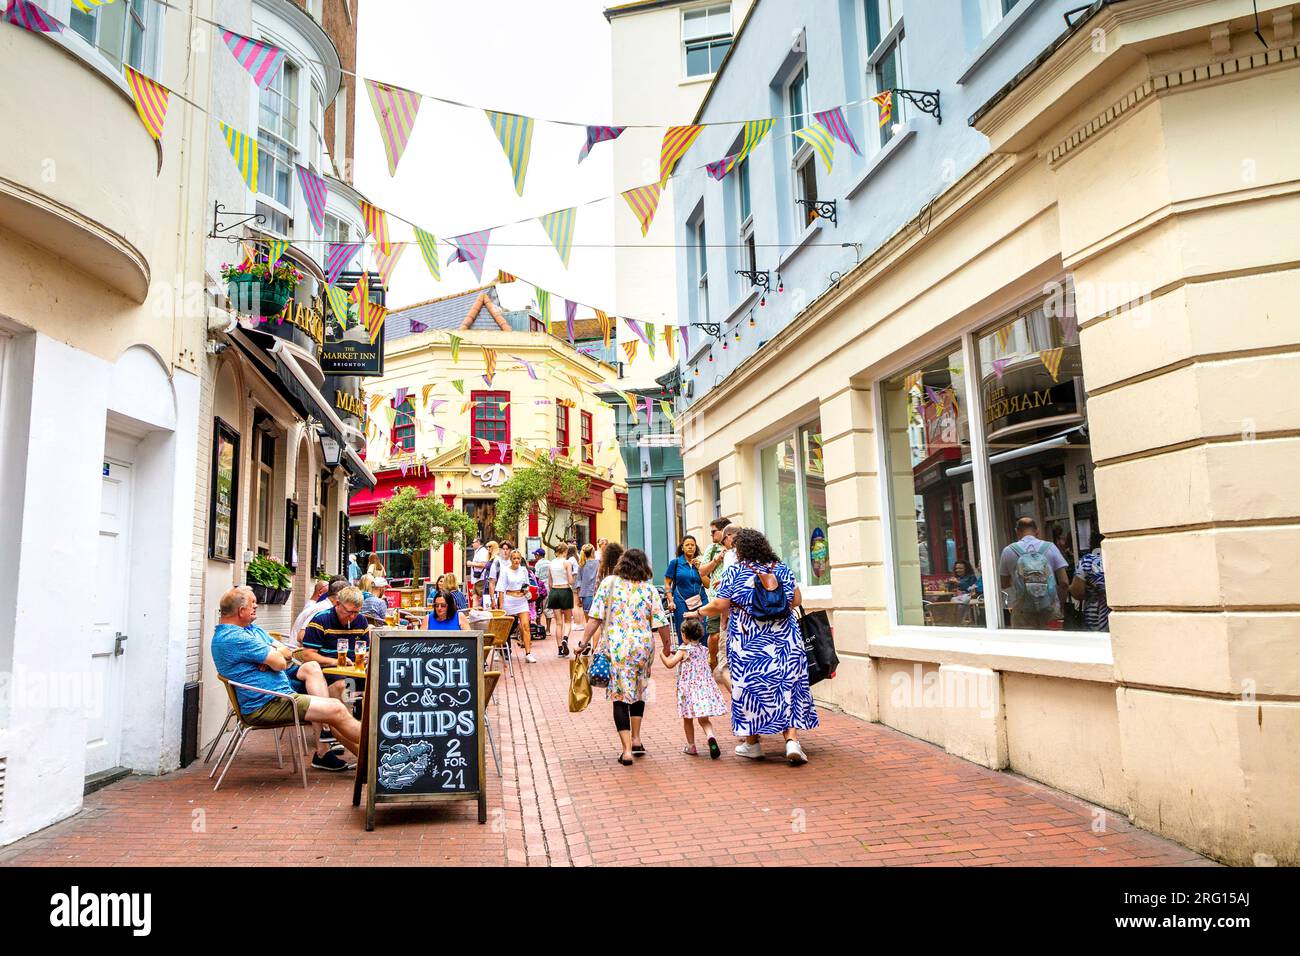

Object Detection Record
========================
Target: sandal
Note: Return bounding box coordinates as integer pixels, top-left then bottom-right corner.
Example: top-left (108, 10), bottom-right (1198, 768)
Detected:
top-left (707, 737), bottom-right (721, 760)
top-left (681, 744), bottom-right (698, 755)
top-left (631, 743), bottom-right (647, 756)
top-left (617, 754), bottom-right (634, 766)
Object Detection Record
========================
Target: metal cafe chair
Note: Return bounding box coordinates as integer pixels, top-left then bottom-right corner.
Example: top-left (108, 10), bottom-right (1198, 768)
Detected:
top-left (482, 669), bottom-right (504, 777)
top-left (206, 676), bottom-right (311, 791)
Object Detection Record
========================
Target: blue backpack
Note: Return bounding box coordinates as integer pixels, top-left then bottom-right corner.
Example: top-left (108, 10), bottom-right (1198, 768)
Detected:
top-left (748, 564), bottom-right (790, 622)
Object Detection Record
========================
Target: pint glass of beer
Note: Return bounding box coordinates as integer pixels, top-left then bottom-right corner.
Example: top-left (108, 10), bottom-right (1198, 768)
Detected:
top-left (356, 640), bottom-right (369, 671)
top-left (336, 638), bottom-right (348, 667)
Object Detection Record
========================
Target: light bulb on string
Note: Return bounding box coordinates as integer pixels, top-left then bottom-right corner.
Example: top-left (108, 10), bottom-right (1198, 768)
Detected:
top-left (748, 313), bottom-right (756, 328)
top-left (733, 329), bottom-right (741, 343)
top-left (777, 275), bottom-right (784, 294)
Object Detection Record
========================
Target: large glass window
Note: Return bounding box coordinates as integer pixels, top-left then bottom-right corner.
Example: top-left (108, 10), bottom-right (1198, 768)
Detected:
top-left (257, 60), bottom-right (299, 235)
top-left (471, 391), bottom-right (510, 464)
top-left (392, 398), bottom-right (415, 453)
top-left (864, 0), bottom-right (905, 147)
top-left (71, 0), bottom-right (154, 72)
top-left (880, 285), bottom-right (1104, 634)
top-left (788, 62), bottom-right (809, 153)
top-left (682, 3), bottom-right (732, 77)
top-left (758, 419), bottom-right (829, 588)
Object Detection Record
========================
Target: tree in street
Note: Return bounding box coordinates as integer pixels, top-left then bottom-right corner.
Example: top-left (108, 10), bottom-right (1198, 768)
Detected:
top-left (493, 455), bottom-right (590, 550)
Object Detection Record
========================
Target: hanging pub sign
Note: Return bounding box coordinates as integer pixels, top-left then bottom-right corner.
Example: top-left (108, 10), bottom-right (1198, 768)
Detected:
top-left (353, 629), bottom-right (487, 829)
top-left (321, 271), bottom-right (385, 376)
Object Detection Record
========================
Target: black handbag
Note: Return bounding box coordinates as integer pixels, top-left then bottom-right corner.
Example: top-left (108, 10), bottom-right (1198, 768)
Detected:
top-left (798, 608), bottom-right (838, 686)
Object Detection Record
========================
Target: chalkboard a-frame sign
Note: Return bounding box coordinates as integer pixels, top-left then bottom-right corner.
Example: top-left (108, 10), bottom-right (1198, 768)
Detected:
top-left (353, 629), bottom-right (487, 829)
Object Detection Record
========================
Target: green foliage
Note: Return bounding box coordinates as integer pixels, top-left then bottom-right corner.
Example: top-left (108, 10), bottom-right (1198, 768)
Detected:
top-left (247, 553), bottom-right (293, 590)
top-left (371, 487), bottom-right (479, 573)
top-left (494, 457), bottom-right (590, 548)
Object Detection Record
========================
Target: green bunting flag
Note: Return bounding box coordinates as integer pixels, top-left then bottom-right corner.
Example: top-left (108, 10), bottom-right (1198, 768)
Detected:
top-left (538, 207), bottom-right (577, 268)
top-left (448, 333), bottom-right (462, 363)
top-left (413, 226), bottom-right (440, 282)
top-left (485, 110), bottom-right (535, 196)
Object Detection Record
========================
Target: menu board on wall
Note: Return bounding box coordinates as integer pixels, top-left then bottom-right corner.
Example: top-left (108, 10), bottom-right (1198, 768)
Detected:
top-left (354, 629), bottom-right (486, 829)
top-left (208, 419), bottom-right (239, 561)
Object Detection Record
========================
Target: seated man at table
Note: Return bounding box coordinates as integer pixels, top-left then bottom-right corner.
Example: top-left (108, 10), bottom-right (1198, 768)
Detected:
top-left (300, 585), bottom-right (371, 674)
top-left (211, 586), bottom-right (360, 772)
top-left (291, 576), bottom-right (350, 646)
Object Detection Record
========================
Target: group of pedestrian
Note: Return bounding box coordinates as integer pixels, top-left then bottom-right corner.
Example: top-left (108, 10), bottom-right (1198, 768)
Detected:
top-left (578, 520), bottom-right (817, 767)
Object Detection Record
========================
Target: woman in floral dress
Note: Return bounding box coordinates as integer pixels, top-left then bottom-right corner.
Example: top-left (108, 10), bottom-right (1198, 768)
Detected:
top-left (685, 527), bottom-right (817, 764)
top-left (578, 548), bottom-right (672, 766)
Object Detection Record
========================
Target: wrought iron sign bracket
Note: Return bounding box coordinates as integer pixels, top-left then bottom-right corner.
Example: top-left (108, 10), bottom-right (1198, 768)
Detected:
top-left (734, 269), bottom-right (771, 294)
top-left (795, 199), bottom-right (837, 225)
top-left (209, 201), bottom-right (267, 242)
top-left (691, 322), bottom-right (723, 343)
top-left (892, 88), bottom-right (942, 124)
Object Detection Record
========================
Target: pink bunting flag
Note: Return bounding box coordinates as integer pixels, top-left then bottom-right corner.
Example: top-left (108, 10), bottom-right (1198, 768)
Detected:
top-left (394, 387), bottom-right (409, 406)
top-left (295, 165), bottom-right (327, 234)
top-left (508, 355), bottom-right (538, 380)
top-left (565, 300), bottom-right (577, 343)
top-left (427, 399), bottom-right (447, 416)
top-left (325, 242), bottom-right (361, 284)
top-left (578, 125), bottom-right (625, 163)
top-left (642, 396), bottom-right (654, 430)
top-left (4, 0), bottom-right (64, 32)
top-left (365, 79), bottom-right (423, 176)
top-left (445, 229), bottom-right (492, 283)
top-left (375, 242), bottom-right (406, 289)
top-left (706, 156), bottom-right (736, 180)
top-left (991, 358), bottom-right (1010, 380)
top-left (434, 425), bottom-right (445, 443)
top-left (221, 30), bottom-right (287, 90)
top-left (624, 318), bottom-right (649, 345)
top-left (814, 107), bottom-right (862, 156)
top-left (679, 325), bottom-right (690, 351)
top-left (410, 320), bottom-right (428, 333)
top-left (494, 441), bottom-right (508, 460)
top-left (549, 447), bottom-right (561, 462)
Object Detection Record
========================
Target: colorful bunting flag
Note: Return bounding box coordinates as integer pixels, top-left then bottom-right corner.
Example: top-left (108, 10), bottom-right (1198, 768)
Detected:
top-left (365, 79), bottom-right (422, 176)
top-left (394, 387), bottom-right (410, 406)
top-left (991, 358), bottom-right (1010, 381)
top-left (624, 318), bottom-right (649, 345)
top-left (659, 125), bottom-right (703, 185)
top-left (219, 122), bottom-right (258, 190)
top-left (539, 207), bottom-right (577, 268)
top-left (445, 229), bottom-right (492, 282)
top-left (481, 346), bottom-right (497, 385)
top-left (350, 271), bottom-right (370, 306)
top-left (265, 239), bottom-right (287, 272)
top-left (996, 323), bottom-right (1013, 352)
top-left (360, 200), bottom-right (391, 256)
top-left (124, 66), bottom-right (170, 142)
top-left (679, 325), bottom-right (690, 351)
top-left (622, 183), bottom-right (662, 237)
top-left (496, 271), bottom-right (517, 284)
top-left (903, 370), bottom-right (922, 395)
top-left (451, 379), bottom-right (464, 394)
top-left (375, 242), bottom-right (405, 289)
top-left (220, 29), bottom-right (286, 90)
top-left (485, 110), bottom-right (534, 196)
top-left (578, 125), bottom-right (625, 163)
top-left (736, 118), bottom-right (775, 164)
top-left (1040, 347), bottom-right (1065, 383)
top-left (535, 289), bottom-right (551, 323)
top-left (509, 355), bottom-right (538, 380)
top-left (428, 399), bottom-right (447, 417)
top-left (814, 107), bottom-right (862, 156)
top-left (324, 283), bottom-right (350, 327)
top-left (642, 396), bottom-right (654, 430)
top-left (706, 156), bottom-right (736, 181)
top-left (645, 322), bottom-right (656, 360)
top-left (621, 340), bottom-right (638, 364)
top-left (5, 0), bottom-right (64, 32)
top-left (595, 310), bottom-right (611, 348)
top-left (433, 425), bottom-right (445, 443)
top-left (365, 299), bottom-right (387, 344)
top-left (872, 91), bottom-right (894, 129)
top-left (663, 323), bottom-right (675, 360)
top-left (368, 392), bottom-right (386, 413)
top-left (659, 400), bottom-right (677, 427)
top-left (405, 226), bottom-right (440, 283)
top-left (565, 300), bottom-right (577, 343)
top-left (619, 391), bottom-right (638, 424)
top-left (325, 242), bottom-right (360, 284)
top-left (1060, 311), bottom-right (1078, 345)
top-left (792, 123), bottom-right (835, 174)
top-left (295, 165), bottom-right (327, 234)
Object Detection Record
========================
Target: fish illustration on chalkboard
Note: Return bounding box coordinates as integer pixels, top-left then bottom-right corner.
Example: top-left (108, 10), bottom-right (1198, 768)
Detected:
top-left (377, 741), bottom-right (434, 789)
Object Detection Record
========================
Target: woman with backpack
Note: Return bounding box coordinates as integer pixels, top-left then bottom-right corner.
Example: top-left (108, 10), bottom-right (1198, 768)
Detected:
top-left (683, 527), bottom-right (817, 765)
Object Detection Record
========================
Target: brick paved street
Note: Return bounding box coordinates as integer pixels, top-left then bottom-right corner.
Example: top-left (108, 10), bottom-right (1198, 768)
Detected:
top-left (0, 628), bottom-right (1212, 867)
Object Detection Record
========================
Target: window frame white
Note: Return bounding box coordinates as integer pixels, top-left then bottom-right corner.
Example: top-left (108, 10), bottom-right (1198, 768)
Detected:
top-left (681, 2), bottom-right (733, 79)
top-left (979, 0), bottom-right (1021, 36)
top-left (254, 429), bottom-right (276, 554)
top-left (871, 280), bottom-right (1109, 646)
top-left (862, 2), bottom-right (907, 149)
top-left (736, 156), bottom-right (756, 275)
top-left (785, 60), bottom-right (819, 234)
top-left (66, 0), bottom-right (162, 75)
top-left (691, 212), bottom-right (709, 340)
top-left (256, 57), bottom-right (302, 238)
top-left (753, 417), bottom-right (831, 597)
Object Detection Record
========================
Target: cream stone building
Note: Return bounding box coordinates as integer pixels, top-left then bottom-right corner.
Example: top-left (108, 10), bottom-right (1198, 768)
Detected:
top-left (677, 0), bottom-right (1300, 865)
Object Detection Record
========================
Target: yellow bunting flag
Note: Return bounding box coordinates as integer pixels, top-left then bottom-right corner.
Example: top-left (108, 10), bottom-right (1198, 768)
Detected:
top-left (478, 437), bottom-right (491, 454)
top-left (496, 271), bottom-right (517, 284)
top-left (485, 110), bottom-right (535, 196)
top-left (460, 400), bottom-right (472, 415)
top-left (350, 271), bottom-right (370, 306)
top-left (365, 79), bottom-right (423, 176)
top-left (383, 405), bottom-right (398, 426)
top-left (659, 400), bottom-right (677, 427)
top-left (123, 65), bottom-right (170, 142)
top-left (324, 284), bottom-right (350, 327)
top-left (621, 183), bottom-right (662, 237)
top-left (996, 323), bottom-right (1013, 352)
top-left (360, 200), bottom-right (391, 255)
top-left (375, 242), bottom-right (406, 289)
top-left (1040, 347), bottom-right (1065, 383)
top-left (413, 227), bottom-right (440, 282)
top-left (451, 379), bottom-right (464, 394)
top-left (73, 0), bottom-right (116, 10)
top-left (659, 125), bottom-right (703, 186)
top-left (664, 323), bottom-right (675, 360)
top-left (872, 90), bottom-right (894, 128)
top-left (595, 309), bottom-right (611, 348)
top-left (903, 371), bottom-right (921, 395)
top-left (448, 333), bottom-right (462, 363)
top-left (365, 300), bottom-right (387, 345)
top-left (482, 346), bottom-right (498, 385)
top-left (265, 239), bottom-right (287, 272)
top-left (368, 393), bottom-right (386, 413)
top-left (219, 122), bottom-right (259, 192)
top-left (421, 383), bottom-right (435, 408)
top-left (621, 340), bottom-right (638, 364)
top-left (621, 390), bottom-right (639, 424)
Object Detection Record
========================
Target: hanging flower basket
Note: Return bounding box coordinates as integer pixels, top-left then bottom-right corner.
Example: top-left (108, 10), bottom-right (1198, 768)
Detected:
top-left (221, 254), bottom-right (304, 320)
top-left (246, 555), bottom-right (293, 605)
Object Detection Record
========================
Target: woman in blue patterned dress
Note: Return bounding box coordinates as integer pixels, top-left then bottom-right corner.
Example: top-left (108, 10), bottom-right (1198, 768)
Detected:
top-left (684, 527), bottom-right (817, 764)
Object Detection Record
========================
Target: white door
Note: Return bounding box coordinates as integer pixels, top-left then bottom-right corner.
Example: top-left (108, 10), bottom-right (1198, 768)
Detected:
top-left (86, 446), bottom-right (133, 776)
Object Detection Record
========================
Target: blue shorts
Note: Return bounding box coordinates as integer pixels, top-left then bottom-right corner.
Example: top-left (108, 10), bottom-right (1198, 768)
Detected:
top-left (581, 594), bottom-right (593, 614)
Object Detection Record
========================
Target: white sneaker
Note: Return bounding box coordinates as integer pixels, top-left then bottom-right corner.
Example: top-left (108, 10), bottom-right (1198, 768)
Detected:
top-left (525, 653), bottom-right (538, 663)
top-left (734, 741), bottom-right (763, 760)
top-left (785, 739), bottom-right (808, 764)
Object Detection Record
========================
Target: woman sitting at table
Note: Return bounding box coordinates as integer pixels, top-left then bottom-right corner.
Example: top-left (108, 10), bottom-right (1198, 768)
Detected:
top-left (357, 574), bottom-right (392, 625)
top-left (427, 590), bottom-right (469, 631)
top-left (948, 560), bottom-right (984, 624)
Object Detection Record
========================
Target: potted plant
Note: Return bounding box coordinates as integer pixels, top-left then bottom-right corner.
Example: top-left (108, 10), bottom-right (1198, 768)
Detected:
top-left (221, 254), bottom-right (304, 319)
top-left (246, 554), bottom-right (293, 605)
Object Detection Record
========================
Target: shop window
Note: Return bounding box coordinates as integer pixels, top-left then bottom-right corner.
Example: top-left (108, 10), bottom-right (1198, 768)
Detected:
top-left (284, 499), bottom-right (299, 571)
top-left (391, 397), bottom-right (415, 453)
top-left (757, 418), bottom-right (829, 588)
top-left (70, 0), bottom-right (157, 73)
top-left (879, 285), bottom-right (1105, 635)
top-left (471, 391), bottom-right (510, 464)
top-left (556, 404), bottom-right (570, 458)
top-left (208, 418), bottom-right (240, 562)
top-left (581, 411), bottom-right (593, 464)
top-left (254, 426), bottom-right (276, 555)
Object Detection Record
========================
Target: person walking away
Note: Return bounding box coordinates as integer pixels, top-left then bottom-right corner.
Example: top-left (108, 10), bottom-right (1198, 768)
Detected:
top-left (659, 617), bottom-right (726, 758)
top-left (998, 517), bottom-right (1069, 629)
top-left (495, 550), bottom-right (536, 662)
top-left (685, 527), bottom-right (817, 764)
top-left (664, 535), bottom-right (705, 642)
top-left (578, 549), bottom-right (671, 765)
top-left (1069, 531), bottom-right (1110, 631)
top-left (467, 537), bottom-right (488, 609)
top-left (576, 543), bottom-right (599, 625)
top-left (547, 543), bottom-right (577, 654)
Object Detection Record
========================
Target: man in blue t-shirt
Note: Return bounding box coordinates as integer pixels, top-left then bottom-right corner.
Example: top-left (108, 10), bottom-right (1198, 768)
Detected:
top-left (210, 586), bottom-right (361, 771)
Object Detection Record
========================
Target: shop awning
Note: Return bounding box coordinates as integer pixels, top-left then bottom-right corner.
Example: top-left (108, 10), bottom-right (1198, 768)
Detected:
top-left (342, 444), bottom-right (376, 490)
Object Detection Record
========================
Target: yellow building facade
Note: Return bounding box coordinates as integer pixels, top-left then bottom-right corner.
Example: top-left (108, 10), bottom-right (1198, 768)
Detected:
top-left (351, 286), bottom-right (628, 583)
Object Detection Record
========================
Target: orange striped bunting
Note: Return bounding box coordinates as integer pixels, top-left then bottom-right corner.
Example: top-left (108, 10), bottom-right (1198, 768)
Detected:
top-left (360, 200), bottom-right (391, 255)
top-left (659, 125), bottom-right (703, 185)
top-left (1040, 347), bottom-right (1064, 382)
top-left (123, 66), bottom-right (170, 141)
top-left (621, 183), bottom-right (662, 237)
top-left (595, 309), bottom-right (611, 348)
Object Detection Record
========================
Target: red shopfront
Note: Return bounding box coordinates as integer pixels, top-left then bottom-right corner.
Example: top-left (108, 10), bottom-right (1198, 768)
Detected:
top-left (348, 471), bottom-right (460, 583)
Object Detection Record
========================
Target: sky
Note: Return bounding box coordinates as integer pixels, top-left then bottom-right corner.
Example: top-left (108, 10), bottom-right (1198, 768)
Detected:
top-left (354, 0), bottom-right (617, 314)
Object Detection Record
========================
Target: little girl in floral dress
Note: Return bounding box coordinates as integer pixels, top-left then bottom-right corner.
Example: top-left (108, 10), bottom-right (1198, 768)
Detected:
top-left (659, 618), bottom-right (727, 759)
